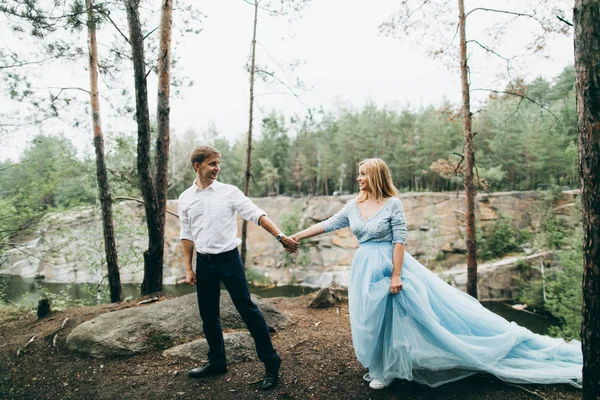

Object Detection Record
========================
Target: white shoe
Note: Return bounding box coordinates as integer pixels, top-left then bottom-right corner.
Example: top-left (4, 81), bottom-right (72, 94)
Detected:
top-left (362, 372), bottom-right (373, 382)
top-left (369, 378), bottom-right (394, 390)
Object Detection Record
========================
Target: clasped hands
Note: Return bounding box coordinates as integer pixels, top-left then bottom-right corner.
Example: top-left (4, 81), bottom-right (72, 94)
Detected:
top-left (280, 233), bottom-right (301, 253)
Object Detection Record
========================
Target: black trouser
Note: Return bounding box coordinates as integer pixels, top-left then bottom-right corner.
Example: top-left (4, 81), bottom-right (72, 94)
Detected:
top-left (195, 248), bottom-right (279, 369)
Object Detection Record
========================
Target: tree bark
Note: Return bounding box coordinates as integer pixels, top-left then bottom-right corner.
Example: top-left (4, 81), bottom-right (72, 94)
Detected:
top-left (126, 0), bottom-right (163, 295)
top-left (574, 2), bottom-right (600, 398)
top-left (86, 0), bottom-right (122, 303)
top-left (459, 0), bottom-right (478, 298)
top-left (241, 0), bottom-right (259, 267)
top-left (152, 0), bottom-right (173, 290)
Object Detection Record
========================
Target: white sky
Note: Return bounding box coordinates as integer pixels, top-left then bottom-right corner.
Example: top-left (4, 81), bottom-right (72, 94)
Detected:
top-left (0, 0), bottom-right (574, 161)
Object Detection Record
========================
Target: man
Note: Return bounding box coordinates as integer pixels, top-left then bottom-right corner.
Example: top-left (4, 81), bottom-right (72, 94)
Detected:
top-left (178, 145), bottom-right (298, 391)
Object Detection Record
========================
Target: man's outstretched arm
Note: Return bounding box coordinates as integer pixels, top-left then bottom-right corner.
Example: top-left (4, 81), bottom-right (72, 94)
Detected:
top-left (258, 215), bottom-right (299, 253)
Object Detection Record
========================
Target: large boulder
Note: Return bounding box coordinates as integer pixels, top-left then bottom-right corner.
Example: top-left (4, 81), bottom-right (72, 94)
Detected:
top-left (66, 292), bottom-right (291, 357)
top-left (163, 332), bottom-right (256, 363)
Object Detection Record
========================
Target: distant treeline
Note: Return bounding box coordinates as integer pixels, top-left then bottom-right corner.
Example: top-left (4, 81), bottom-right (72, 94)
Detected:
top-left (203, 66), bottom-right (577, 198)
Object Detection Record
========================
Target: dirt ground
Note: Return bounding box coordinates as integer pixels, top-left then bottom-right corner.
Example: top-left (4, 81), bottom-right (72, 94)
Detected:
top-left (0, 294), bottom-right (583, 400)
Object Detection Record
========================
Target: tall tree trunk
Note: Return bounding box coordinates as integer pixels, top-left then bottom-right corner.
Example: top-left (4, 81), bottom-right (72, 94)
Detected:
top-left (151, 0), bottom-right (173, 291)
top-left (86, 0), bottom-right (122, 303)
top-left (458, 0), bottom-right (477, 298)
top-left (241, 0), bottom-right (259, 267)
top-left (126, 0), bottom-right (163, 294)
top-left (574, 2), bottom-right (600, 398)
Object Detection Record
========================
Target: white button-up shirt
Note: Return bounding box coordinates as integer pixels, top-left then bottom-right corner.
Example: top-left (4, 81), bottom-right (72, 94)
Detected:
top-left (177, 180), bottom-right (267, 254)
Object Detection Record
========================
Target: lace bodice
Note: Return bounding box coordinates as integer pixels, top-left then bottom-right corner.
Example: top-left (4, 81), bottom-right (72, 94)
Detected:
top-left (322, 197), bottom-right (407, 245)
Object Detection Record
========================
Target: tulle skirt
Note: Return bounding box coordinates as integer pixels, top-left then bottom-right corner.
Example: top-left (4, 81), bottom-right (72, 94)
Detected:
top-left (349, 241), bottom-right (582, 388)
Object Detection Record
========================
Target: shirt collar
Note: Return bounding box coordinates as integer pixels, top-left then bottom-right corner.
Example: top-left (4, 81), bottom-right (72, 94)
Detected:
top-left (193, 179), bottom-right (220, 192)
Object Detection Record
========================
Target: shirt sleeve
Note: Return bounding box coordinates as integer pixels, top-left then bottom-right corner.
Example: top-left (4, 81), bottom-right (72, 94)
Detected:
top-left (178, 196), bottom-right (194, 242)
top-left (391, 198), bottom-right (407, 245)
top-left (322, 202), bottom-right (351, 232)
top-left (232, 188), bottom-right (266, 225)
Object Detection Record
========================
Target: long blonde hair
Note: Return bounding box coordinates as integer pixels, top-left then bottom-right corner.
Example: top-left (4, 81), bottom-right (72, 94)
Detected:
top-left (356, 158), bottom-right (398, 203)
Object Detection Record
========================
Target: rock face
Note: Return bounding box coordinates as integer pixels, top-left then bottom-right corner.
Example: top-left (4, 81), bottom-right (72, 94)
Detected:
top-left (438, 252), bottom-right (552, 300)
top-left (0, 191), bottom-right (579, 291)
top-left (66, 292), bottom-right (291, 357)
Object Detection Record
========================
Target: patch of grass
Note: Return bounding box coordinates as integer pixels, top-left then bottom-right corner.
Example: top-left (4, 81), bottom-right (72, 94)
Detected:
top-left (0, 303), bottom-right (29, 323)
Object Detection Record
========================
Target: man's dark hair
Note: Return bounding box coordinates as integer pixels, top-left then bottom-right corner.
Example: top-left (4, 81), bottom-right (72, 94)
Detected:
top-left (190, 145), bottom-right (221, 167)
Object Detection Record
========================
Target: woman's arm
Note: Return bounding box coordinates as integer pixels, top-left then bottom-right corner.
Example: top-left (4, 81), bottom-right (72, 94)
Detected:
top-left (291, 222), bottom-right (326, 241)
top-left (294, 201), bottom-right (351, 242)
top-left (390, 243), bottom-right (405, 294)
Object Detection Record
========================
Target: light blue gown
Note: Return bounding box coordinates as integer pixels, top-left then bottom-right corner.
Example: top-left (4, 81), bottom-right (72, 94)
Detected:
top-left (322, 197), bottom-right (582, 388)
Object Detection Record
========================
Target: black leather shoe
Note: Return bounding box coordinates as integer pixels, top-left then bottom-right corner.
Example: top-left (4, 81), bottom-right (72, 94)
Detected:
top-left (262, 374), bottom-right (278, 390)
top-left (261, 357), bottom-right (281, 390)
top-left (187, 362), bottom-right (227, 378)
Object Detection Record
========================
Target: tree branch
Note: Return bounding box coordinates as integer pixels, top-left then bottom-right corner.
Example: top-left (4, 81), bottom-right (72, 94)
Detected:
top-left (107, 167), bottom-right (135, 187)
top-left (503, 383), bottom-right (548, 400)
top-left (470, 88), bottom-right (560, 125)
top-left (0, 57), bottom-right (58, 69)
top-left (466, 40), bottom-right (510, 61)
top-left (98, 9), bottom-right (130, 44)
top-left (254, 68), bottom-right (309, 114)
top-left (143, 26), bottom-right (159, 41)
top-left (556, 15), bottom-right (573, 27)
top-left (242, 0), bottom-right (276, 14)
top-left (47, 86), bottom-right (90, 95)
top-left (441, 23), bottom-right (460, 53)
top-left (466, 8), bottom-right (545, 29)
top-left (113, 197), bottom-right (178, 218)
top-left (453, 152), bottom-right (464, 176)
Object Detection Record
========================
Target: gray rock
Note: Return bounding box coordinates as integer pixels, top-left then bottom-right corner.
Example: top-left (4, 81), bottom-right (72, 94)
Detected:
top-left (451, 238), bottom-right (467, 253)
top-left (304, 198), bottom-right (347, 222)
top-left (66, 292), bottom-right (290, 357)
top-left (163, 332), bottom-right (256, 363)
top-left (301, 269), bottom-right (351, 289)
top-left (308, 282), bottom-right (347, 308)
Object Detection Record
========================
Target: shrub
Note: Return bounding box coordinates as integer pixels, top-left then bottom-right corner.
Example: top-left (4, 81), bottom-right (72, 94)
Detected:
top-left (478, 214), bottom-right (525, 261)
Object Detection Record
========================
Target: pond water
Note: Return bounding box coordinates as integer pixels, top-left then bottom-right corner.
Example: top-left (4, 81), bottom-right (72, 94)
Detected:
top-left (0, 275), bottom-right (317, 307)
top-left (0, 275), bottom-right (556, 335)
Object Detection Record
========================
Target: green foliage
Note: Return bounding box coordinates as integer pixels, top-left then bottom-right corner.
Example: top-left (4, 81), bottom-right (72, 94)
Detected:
top-left (518, 200), bottom-right (583, 340)
top-left (37, 284), bottom-right (95, 310)
top-left (545, 247), bottom-right (583, 340)
top-left (477, 214), bottom-right (527, 261)
top-left (529, 187), bottom-right (569, 251)
top-left (0, 134), bottom-right (97, 250)
top-left (519, 235), bottom-right (583, 341)
top-left (105, 134), bottom-right (141, 198)
top-left (279, 203), bottom-right (311, 268)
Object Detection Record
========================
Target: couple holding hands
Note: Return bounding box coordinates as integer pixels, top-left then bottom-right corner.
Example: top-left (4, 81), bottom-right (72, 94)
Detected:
top-left (178, 145), bottom-right (582, 392)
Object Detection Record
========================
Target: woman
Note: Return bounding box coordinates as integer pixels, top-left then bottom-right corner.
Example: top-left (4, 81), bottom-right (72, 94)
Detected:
top-left (291, 158), bottom-right (582, 390)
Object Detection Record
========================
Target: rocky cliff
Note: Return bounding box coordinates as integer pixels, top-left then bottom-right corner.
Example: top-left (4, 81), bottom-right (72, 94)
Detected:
top-left (0, 191), bottom-right (578, 299)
